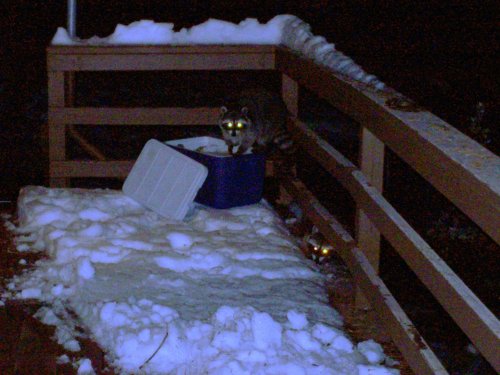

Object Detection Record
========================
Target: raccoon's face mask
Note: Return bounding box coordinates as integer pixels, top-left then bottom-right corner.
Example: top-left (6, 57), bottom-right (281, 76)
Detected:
top-left (218, 106), bottom-right (251, 146)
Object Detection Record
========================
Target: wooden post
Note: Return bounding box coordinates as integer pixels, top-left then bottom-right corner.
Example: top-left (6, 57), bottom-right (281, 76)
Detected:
top-left (282, 73), bottom-right (298, 117)
top-left (355, 127), bottom-right (384, 309)
top-left (47, 72), bottom-right (68, 187)
top-left (279, 74), bottom-right (299, 203)
top-left (65, 71), bottom-right (76, 106)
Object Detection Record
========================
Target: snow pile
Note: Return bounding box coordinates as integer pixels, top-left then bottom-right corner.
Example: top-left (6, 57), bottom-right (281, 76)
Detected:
top-left (4, 186), bottom-right (398, 374)
top-left (51, 15), bottom-right (384, 89)
top-left (280, 17), bottom-right (385, 90)
top-left (51, 16), bottom-right (290, 46)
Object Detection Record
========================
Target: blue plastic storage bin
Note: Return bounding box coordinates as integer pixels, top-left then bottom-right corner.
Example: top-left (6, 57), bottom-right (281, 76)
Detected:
top-left (166, 137), bottom-right (266, 209)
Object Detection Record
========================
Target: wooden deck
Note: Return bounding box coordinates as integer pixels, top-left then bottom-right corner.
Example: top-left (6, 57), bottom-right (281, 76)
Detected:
top-left (18, 43), bottom-right (498, 374)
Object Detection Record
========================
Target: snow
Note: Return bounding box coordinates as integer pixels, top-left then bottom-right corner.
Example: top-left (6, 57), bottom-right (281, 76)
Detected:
top-left (51, 15), bottom-right (385, 89)
top-left (76, 358), bottom-right (96, 374)
top-left (57, 354), bottom-right (71, 364)
top-left (3, 186), bottom-right (398, 374)
top-left (51, 16), bottom-right (289, 46)
top-left (358, 340), bottom-right (386, 365)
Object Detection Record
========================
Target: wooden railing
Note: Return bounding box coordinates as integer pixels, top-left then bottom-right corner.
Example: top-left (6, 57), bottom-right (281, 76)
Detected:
top-left (47, 45), bottom-right (275, 185)
top-left (47, 44), bottom-right (500, 374)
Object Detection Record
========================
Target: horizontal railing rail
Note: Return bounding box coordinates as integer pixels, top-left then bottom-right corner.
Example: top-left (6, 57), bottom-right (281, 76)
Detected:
top-left (47, 45), bottom-right (276, 71)
top-left (48, 107), bottom-right (220, 125)
top-left (277, 46), bottom-right (499, 371)
top-left (284, 116), bottom-right (500, 372)
top-left (275, 47), bottom-right (500, 246)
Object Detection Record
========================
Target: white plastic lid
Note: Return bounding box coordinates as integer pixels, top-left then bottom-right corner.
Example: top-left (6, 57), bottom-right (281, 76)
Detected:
top-left (123, 139), bottom-right (208, 220)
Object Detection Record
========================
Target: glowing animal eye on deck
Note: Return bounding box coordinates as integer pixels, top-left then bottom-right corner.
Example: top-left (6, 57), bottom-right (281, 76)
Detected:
top-left (227, 122), bottom-right (234, 128)
top-left (313, 246), bottom-right (319, 251)
top-left (237, 122), bottom-right (243, 128)
top-left (321, 248), bottom-right (329, 255)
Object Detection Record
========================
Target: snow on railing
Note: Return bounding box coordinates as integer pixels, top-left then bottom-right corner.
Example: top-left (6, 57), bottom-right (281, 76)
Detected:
top-left (51, 15), bottom-right (384, 90)
top-left (280, 16), bottom-right (385, 90)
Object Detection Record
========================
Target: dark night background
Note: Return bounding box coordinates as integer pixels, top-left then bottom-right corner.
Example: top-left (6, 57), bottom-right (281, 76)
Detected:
top-left (0, 1), bottom-right (498, 373)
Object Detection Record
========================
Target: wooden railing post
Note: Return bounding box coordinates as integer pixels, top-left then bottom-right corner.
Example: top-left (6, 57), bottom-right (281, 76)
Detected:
top-left (282, 73), bottom-right (299, 117)
top-left (279, 73), bottom-right (299, 203)
top-left (46, 45), bottom-right (276, 183)
top-left (355, 127), bottom-right (385, 309)
top-left (47, 71), bottom-right (68, 187)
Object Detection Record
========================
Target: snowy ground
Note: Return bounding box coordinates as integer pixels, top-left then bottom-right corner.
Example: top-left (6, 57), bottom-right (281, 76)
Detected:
top-left (2, 186), bottom-right (398, 374)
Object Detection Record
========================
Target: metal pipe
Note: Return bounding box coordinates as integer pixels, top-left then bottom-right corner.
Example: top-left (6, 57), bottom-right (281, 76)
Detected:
top-left (67, 0), bottom-right (77, 38)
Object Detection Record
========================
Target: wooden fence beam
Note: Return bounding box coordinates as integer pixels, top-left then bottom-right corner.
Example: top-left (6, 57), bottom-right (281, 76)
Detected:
top-left (48, 107), bottom-right (221, 125)
top-left (287, 116), bottom-right (500, 370)
top-left (276, 46), bottom-right (500, 245)
top-left (51, 161), bottom-right (133, 178)
top-left (47, 45), bottom-right (276, 71)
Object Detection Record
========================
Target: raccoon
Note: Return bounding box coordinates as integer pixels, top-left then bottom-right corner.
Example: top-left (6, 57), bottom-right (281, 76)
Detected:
top-left (304, 226), bottom-right (333, 264)
top-left (218, 89), bottom-right (294, 156)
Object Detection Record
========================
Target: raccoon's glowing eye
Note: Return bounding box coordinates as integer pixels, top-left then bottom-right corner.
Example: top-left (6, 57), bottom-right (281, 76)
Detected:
top-left (321, 248), bottom-right (329, 255)
top-left (237, 122), bottom-right (244, 128)
top-left (227, 122), bottom-right (234, 128)
top-left (313, 246), bottom-right (319, 251)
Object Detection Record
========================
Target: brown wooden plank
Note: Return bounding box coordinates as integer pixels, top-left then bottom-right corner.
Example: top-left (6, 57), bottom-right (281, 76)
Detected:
top-left (288, 116), bottom-right (500, 370)
top-left (280, 176), bottom-right (447, 374)
top-left (355, 127), bottom-right (385, 308)
top-left (357, 130), bottom-right (385, 255)
top-left (47, 52), bottom-right (275, 71)
top-left (47, 71), bottom-right (68, 187)
top-left (282, 73), bottom-right (299, 116)
top-left (47, 123), bottom-right (65, 161)
top-left (350, 169), bottom-right (500, 372)
top-left (47, 72), bottom-right (65, 107)
top-left (356, 211), bottom-right (382, 270)
top-left (350, 247), bottom-right (449, 375)
top-left (49, 107), bottom-right (220, 125)
top-left (64, 72), bottom-right (76, 106)
top-left (48, 122), bottom-right (67, 187)
top-left (47, 45), bottom-right (276, 55)
top-left (276, 46), bottom-right (500, 245)
top-left (51, 161), bottom-right (134, 178)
